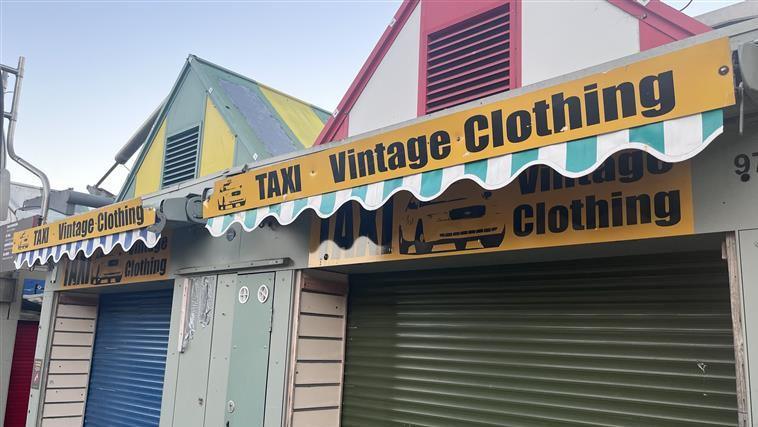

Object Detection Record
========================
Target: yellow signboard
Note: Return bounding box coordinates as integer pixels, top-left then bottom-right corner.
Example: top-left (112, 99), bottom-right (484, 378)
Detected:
top-left (12, 198), bottom-right (156, 254)
top-left (206, 38), bottom-right (733, 219)
top-left (309, 152), bottom-right (693, 267)
top-left (59, 234), bottom-right (170, 290)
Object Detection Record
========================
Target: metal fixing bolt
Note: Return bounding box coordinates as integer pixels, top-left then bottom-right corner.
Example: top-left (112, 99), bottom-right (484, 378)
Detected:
top-left (719, 65), bottom-right (730, 76)
top-left (227, 400), bottom-right (236, 413)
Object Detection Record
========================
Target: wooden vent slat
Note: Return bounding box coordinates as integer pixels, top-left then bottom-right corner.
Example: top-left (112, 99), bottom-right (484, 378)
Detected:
top-left (427, 48), bottom-right (508, 80)
top-left (162, 126), bottom-right (199, 187)
top-left (428, 9), bottom-right (509, 50)
top-left (426, 3), bottom-right (512, 114)
top-left (428, 19), bottom-right (509, 56)
top-left (428, 57), bottom-right (510, 91)
top-left (427, 80), bottom-right (510, 113)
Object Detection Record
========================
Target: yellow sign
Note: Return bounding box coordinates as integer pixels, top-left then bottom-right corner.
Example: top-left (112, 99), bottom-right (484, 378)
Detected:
top-left (59, 235), bottom-right (170, 289)
top-left (206, 38), bottom-right (733, 219)
top-left (309, 152), bottom-right (693, 266)
top-left (12, 198), bottom-right (156, 254)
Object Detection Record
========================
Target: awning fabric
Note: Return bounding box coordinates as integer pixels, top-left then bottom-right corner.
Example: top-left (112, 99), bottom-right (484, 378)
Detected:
top-left (14, 228), bottom-right (161, 268)
top-left (206, 110), bottom-right (722, 238)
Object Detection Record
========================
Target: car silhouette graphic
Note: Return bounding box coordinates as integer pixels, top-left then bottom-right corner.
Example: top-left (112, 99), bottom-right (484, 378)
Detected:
top-left (92, 259), bottom-right (123, 285)
top-left (217, 179), bottom-right (246, 211)
top-left (398, 191), bottom-right (506, 255)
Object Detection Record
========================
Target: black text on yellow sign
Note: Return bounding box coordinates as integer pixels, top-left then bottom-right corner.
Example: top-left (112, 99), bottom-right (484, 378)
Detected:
top-left (205, 38), bottom-right (734, 219)
top-left (309, 151), bottom-right (694, 267)
top-left (12, 198), bottom-right (156, 253)
top-left (60, 235), bottom-right (170, 289)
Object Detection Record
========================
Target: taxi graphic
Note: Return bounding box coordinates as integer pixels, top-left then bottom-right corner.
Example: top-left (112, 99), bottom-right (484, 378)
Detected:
top-left (92, 259), bottom-right (123, 285)
top-left (399, 191), bottom-right (507, 255)
top-left (16, 232), bottom-right (30, 251)
top-left (217, 179), bottom-right (246, 211)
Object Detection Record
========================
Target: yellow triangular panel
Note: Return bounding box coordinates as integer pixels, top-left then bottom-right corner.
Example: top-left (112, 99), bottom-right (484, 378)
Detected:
top-left (259, 86), bottom-right (324, 148)
top-left (200, 97), bottom-right (236, 176)
top-left (134, 119), bottom-right (166, 197)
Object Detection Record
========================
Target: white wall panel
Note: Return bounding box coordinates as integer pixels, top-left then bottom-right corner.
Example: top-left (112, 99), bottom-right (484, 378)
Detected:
top-left (521, 1), bottom-right (639, 86)
top-left (348, 3), bottom-right (421, 136)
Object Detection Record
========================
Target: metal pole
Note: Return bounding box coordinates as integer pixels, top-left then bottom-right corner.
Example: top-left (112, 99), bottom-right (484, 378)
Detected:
top-left (5, 57), bottom-right (51, 223)
top-left (1, 70), bottom-right (7, 172)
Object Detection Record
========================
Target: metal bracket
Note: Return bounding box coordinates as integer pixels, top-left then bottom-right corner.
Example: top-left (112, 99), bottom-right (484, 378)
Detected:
top-left (175, 258), bottom-right (290, 276)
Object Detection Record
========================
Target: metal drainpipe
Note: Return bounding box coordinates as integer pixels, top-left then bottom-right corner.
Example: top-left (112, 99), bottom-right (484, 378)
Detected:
top-left (4, 57), bottom-right (51, 223)
top-left (1, 70), bottom-right (7, 173)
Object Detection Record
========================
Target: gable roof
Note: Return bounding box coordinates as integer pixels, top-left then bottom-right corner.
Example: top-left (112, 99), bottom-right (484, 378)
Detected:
top-left (190, 56), bottom-right (332, 157)
top-left (118, 55), bottom-right (330, 200)
top-left (313, 0), bottom-right (711, 146)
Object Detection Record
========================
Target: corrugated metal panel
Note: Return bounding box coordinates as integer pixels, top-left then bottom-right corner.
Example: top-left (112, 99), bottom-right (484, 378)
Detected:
top-left (4, 321), bottom-right (39, 427)
top-left (425, 3), bottom-right (512, 113)
top-left (83, 289), bottom-right (172, 427)
top-left (162, 126), bottom-right (200, 187)
top-left (342, 252), bottom-right (738, 426)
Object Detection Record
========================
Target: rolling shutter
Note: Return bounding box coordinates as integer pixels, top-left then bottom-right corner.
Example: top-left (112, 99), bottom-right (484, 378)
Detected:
top-left (342, 252), bottom-right (739, 426)
top-left (4, 321), bottom-right (39, 427)
top-left (83, 289), bottom-right (173, 427)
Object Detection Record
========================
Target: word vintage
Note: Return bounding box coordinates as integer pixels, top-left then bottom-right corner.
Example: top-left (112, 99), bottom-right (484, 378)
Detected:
top-left (13, 198), bottom-right (156, 253)
top-left (205, 38), bottom-right (733, 218)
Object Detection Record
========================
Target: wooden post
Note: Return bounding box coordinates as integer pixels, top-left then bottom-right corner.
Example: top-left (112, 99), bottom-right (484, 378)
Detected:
top-left (724, 232), bottom-right (750, 427)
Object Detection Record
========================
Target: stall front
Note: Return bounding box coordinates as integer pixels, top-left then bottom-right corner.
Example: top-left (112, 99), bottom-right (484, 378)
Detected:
top-left (201, 33), bottom-right (757, 426)
top-left (13, 199), bottom-right (175, 427)
top-left (18, 190), bottom-right (312, 427)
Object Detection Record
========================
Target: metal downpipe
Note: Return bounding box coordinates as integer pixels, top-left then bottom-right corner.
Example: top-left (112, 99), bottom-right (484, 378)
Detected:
top-left (4, 57), bottom-right (51, 223)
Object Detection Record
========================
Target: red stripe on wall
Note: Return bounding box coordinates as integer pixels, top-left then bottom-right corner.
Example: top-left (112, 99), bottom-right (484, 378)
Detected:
top-left (4, 321), bottom-right (38, 427)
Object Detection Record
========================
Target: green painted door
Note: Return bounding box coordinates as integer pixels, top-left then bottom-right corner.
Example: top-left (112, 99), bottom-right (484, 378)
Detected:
top-left (225, 273), bottom-right (275, 427)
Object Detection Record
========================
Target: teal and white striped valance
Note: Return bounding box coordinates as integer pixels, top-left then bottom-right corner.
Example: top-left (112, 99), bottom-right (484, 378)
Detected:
top-left (14, 228), bottom-right (162, 268)
top-left (206, 110), bottom-right (722, 237)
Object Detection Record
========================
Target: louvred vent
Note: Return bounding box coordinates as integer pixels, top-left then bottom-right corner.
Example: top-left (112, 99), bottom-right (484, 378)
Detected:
top-left (426, 4), bottom-right (512, 113)
top-left (162, 126), bottom-right (200, 187)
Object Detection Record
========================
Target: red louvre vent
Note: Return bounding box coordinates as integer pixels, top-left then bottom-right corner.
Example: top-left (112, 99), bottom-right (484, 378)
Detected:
top-left (425, 4), bottom-right (513, 113)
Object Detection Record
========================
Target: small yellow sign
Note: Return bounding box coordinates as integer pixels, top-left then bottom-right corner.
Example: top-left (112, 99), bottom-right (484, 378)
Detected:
top-left (59, 234), bottom-right (170, 290)
top-left (310, 152), bottom-right (694, 267)
top-left (205, 38), bottom-right (734, 219)
top-left (12, 198), bottom-right (156, 254)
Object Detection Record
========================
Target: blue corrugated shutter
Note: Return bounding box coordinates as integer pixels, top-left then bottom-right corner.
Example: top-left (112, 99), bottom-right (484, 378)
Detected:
top-left (84, 289), bottom-right (173, 427)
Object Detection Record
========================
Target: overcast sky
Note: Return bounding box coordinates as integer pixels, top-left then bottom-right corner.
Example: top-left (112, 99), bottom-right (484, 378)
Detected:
top-left (0, 0), bottom-right (744, 195)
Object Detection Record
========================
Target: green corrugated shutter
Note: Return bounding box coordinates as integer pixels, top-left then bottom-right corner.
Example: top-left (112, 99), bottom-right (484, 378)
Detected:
top-left (342, 252), bottom-right (738, 427)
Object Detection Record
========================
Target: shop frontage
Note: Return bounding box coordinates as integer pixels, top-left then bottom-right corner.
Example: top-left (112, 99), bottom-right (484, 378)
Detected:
top-left (341, 251), bottom-right (737, 425)
top-left (199, 24), bottom-right (758, 427)
top-left (11, 199), bottom-right (177, 426)
top-left (13, 6), bottom-right (758, 427)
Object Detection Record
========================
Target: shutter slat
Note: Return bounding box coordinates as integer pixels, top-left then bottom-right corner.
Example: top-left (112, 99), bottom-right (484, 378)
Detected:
top-left (342, 253), bottom-right (739, 426)
top-left (83, 290), bottom-right (172, 427)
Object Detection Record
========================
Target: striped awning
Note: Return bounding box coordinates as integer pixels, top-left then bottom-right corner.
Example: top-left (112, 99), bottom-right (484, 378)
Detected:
top-left (206, 110), bottom-right (723, 237)
top-left (14, 228), bottom-right (161, 269)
